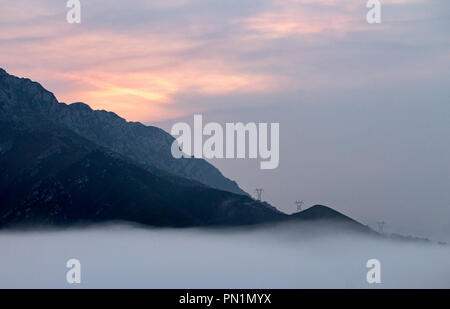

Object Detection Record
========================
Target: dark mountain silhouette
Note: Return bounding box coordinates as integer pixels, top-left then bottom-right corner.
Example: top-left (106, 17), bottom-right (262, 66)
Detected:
top-left (289, 205), bottom-right (371, 233)
top-left (292, 204), bottom-right (357, 222)
top-left (0, 68), bottom-right (369, 231)
top-left (0, 122), bottom-right (285, 228)
top-left (0, 67), bottom-right (246, 196)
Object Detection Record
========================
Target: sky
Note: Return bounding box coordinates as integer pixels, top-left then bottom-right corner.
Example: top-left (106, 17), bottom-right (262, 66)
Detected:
top-left (0, 0), bottom-right (449, 239)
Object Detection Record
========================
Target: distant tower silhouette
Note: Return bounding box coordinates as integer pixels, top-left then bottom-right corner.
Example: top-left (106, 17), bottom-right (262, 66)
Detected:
top-left (376, 221), bottom-right (385, 233)
top-left (295, 200), bottom-right (304, 212)
top-left (255, 188), bottom-right (264, 201)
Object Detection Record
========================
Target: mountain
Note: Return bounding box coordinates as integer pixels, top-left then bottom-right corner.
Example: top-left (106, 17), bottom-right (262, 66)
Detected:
top-left (289, 205), bottom-right (371, 233)
top-left (291, 204), bottom-right (359, 222)
top-left (0, 68), bottom-right (246, 196)
top-left (0, 68), bottom-right (281, 228)
top-left (0, 68), bottom-right (369, 231)
top-left (0, 121), bottom-right (284, 228)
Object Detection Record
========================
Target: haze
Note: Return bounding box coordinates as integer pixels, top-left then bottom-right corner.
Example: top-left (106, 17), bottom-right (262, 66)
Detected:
top-left (1, 0), bottom-right (449, 239)
top-left (1, 225), bottom-right (449, 288)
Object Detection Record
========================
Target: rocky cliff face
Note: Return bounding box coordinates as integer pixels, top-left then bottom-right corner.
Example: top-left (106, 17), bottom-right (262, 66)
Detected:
top-left (0, 68), bottom-right (246, 195)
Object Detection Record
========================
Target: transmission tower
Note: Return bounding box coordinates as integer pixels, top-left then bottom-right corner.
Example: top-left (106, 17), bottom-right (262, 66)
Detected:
top-left (255, 188), bottom-right (264, 201)
top-left (295, 200), bottom-right (304, 212)
top-left (376, 221), bottom-right (385, 233)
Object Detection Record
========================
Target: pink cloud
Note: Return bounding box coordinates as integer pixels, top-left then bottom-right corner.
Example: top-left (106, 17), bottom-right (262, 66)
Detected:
top-left (0, 0), bottom-right (435, 122)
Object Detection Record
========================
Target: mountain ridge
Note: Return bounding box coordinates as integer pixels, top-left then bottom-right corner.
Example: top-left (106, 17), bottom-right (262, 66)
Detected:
top-left (0, 121), bottom-right (284, 228)
top-left (0, 68), bottom-right (246, 196)
top-left (0, 68), bottom-right (370, 232)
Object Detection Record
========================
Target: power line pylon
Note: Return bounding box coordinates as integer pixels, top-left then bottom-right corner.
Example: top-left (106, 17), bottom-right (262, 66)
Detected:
top-left (255, 188), bottom-right (264, 201)
top-left (376, 221), bottom-right (385, 233)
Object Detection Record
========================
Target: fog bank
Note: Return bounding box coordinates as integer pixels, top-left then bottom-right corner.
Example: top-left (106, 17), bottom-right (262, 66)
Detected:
top-left (1, 224), bottom-right (449, 288)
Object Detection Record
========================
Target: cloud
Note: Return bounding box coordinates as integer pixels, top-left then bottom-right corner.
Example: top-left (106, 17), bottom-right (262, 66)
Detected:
top-left (236, 0), bottom-right (367, 39)
top-left (0, 0), bottom-right (447, 122)
top-left (1, 225), bottom-right (449, 288)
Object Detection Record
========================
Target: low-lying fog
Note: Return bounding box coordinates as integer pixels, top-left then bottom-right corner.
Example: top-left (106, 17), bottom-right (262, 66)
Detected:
top-left (1, 223), bottom-right (449, 288)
